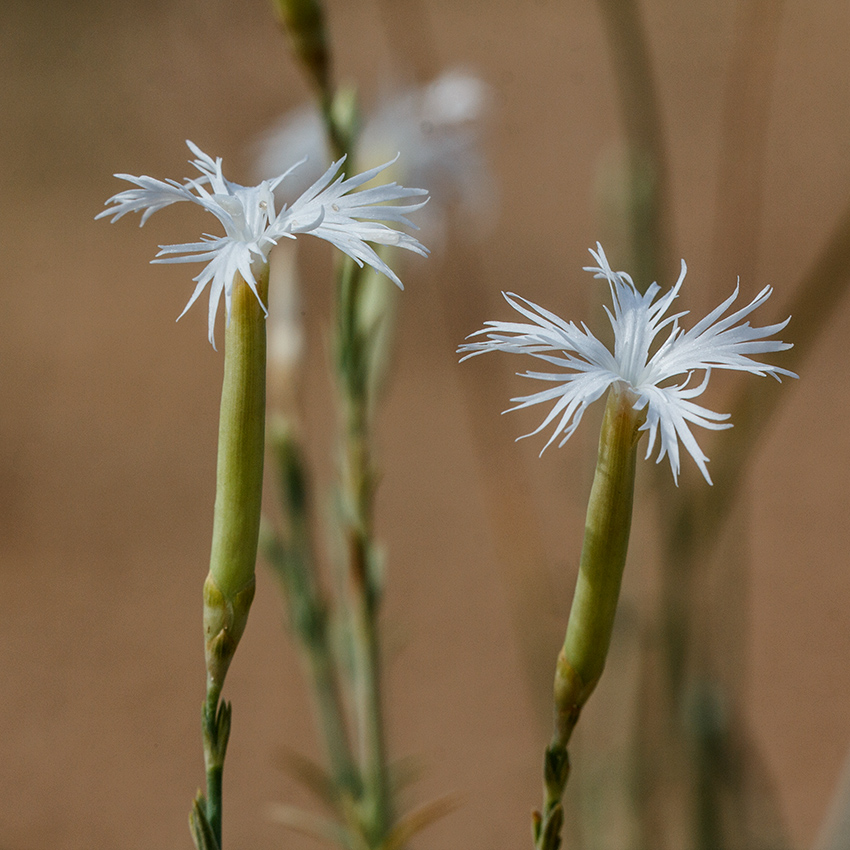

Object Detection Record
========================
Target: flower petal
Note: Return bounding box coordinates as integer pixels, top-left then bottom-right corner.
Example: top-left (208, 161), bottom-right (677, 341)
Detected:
top-left (459, 244), bottom-right (796, 483)
top-left (99, 142), bottom-right (428, 345)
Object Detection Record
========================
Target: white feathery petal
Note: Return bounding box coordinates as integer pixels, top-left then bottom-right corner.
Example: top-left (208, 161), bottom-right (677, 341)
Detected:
top-left (95, 175), bottom-right (196, 225)
top-left (459, 244), bottom-right (796, 484)
top-left (510, 370), bottom-right (616, 454)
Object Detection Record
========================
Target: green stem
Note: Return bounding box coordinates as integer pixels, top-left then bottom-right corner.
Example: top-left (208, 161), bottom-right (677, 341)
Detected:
top-left (264, 424), bottom-right (360, 799)
top-left (277, 4), bottom-right (384, 837)
top-left (350, 574), bottom-right (389, 840)
top-left (202, 691), bottom-right (231, 847)
top-left (308, 620), bottom-right (361, 799)
top-left (534, 383), bottom-right (645, 850)
top-left (195, 269), bottom-right (269, 850)
top-left (273, 0), bottom-right (331, 99)
top-left (274, 2), bottom-right (388, 841)
top-left (337, 256), bottom-right (392, 844)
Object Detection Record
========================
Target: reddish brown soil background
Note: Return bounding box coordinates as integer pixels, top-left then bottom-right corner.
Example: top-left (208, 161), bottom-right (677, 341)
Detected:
top-left (2, 1), bottom-right (850, 848)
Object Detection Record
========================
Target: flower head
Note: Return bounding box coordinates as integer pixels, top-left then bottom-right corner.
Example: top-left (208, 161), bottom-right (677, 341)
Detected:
top-left (459, 244), bottom-right (796, 484)
top-left (97, 140), bottom-right (428, 346)
top-left (254, 70), bottom-right (495, 246)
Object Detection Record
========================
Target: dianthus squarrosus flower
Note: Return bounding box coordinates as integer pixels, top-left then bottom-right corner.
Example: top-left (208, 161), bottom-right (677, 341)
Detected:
top-left (459, 243), bottom-right (796, 484)
top-left (97, 140), bottom-right (429, 346)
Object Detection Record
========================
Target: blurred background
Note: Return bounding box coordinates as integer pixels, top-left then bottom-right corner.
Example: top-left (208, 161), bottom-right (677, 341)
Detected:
top-left (2, 0), bottom-right (850, 848)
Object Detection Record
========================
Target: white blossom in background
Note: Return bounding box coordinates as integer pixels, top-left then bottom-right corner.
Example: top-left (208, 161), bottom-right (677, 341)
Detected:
top-left (459, 243), bottom-right (796, 484)
top-left (265, 242), bottom-right (305, 409)
top-left (97, 141), bottom-right (428, 347)
top-left (254, 70), bottom-right (494, 245)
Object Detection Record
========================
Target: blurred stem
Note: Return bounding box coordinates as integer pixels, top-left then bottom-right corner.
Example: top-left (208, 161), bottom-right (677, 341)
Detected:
top-left (317, 54), bottom-right (359, 165)
top-left (534, 384), bottom-right (645, 850)
top-left (337, 255), bottom-right (392, 844)
top-left (645, 5), bottom-right (850, 843)
top-left (276, 2), bottom-right (392, 842)
top-left (321, 90), bottom-right (355, 164)
top-left (324, 66), bottom-right (390, 839)
top-left (276, 3), bottom-right (389, 841)
top-left (595, 0), bottom-right (673, 289)
top-left (272, 0), bottom-right (353, 160)
top-left (351, 570), bottom-right (390, 843)
top-left (263, 422), bottom-right (361, 800)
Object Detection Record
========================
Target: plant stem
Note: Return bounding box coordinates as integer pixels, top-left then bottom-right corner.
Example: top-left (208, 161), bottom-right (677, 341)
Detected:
top-left (264, 423), bottom-right (360, 799)
top-left (336, 254), bottom-right (392, 844)
top-left (350, 568), bottom-right (390, 840)
top-left (195, 270), bottom-right (269, 850)
top-left (276, 3), bottom-right (390, 839)
top-left (202, 688), bottom-right (230, 847)
top-left (534, 383), bottom-right (645, 850)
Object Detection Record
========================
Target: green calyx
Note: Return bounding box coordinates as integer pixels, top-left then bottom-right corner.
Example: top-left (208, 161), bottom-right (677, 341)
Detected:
top-left (558, 381), bottom-right (646, 742)
top-left (204, 269), bottom-right (269, 693)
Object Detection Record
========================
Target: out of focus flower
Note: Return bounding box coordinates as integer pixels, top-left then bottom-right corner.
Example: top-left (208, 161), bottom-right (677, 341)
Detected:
top-left (459, 244), bottom-right (796, 484)
top-left (254, 70), bottom-right (494, 243)
top-left (98, 141), bottom-right (428, 346)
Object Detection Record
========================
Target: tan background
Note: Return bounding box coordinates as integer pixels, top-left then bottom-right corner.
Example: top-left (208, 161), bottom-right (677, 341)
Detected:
top-left (2, 0), bottom-right (849, 848)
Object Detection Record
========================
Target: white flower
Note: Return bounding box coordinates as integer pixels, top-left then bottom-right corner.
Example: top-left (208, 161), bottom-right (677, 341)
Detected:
top-left (459, 243), bottom-right (796, 484)
top-left (97, 140), bottom-right (428, 347)
top-left (253, 69), bottom-right (494, 245)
